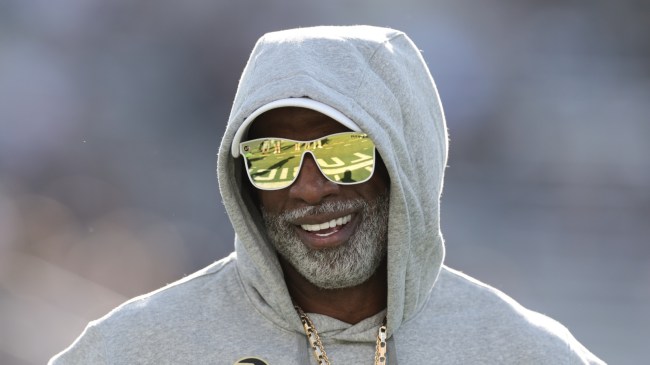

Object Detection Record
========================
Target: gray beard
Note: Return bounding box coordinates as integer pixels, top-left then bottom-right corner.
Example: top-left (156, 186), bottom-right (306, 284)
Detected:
top-left (261, 194), bottom-right (390, 290)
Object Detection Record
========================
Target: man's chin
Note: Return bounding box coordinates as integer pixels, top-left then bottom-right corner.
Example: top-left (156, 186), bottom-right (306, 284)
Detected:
top-left (283, 245), bottom-right (384, 290)
top-left (300, 264), bottom-right (378, 290)
top-left (318, 270), bottom-right (381, 290)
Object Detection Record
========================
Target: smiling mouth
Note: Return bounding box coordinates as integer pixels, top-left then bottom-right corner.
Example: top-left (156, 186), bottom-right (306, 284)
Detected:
top-left (299, 214), bottom-right (353, 237)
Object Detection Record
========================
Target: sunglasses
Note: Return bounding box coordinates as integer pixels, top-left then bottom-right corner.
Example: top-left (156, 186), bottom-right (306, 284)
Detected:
top-left (239, 132), bottom-right (376, 190)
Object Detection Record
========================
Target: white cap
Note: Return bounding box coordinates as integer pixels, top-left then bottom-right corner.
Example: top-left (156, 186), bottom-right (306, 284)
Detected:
top-left (230, 97), bottom-right (361, 157)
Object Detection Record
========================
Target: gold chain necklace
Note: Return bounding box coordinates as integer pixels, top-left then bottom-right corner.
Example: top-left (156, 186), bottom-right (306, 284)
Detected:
top-left (294, 305), bottom-right (387, 365)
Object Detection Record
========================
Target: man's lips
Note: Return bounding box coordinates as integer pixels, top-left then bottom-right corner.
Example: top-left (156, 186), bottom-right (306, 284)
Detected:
top-left (299, 214), bottom-right (353, 236)
top-left (293, 213), bottom-right (358, 249)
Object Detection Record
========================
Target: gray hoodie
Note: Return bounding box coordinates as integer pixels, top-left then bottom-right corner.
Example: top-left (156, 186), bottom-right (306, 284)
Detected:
top-left (50, 25), bottom-right (605, 364)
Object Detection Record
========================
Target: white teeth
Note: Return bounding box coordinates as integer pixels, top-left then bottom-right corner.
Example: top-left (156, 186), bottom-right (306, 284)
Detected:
top-left (301, 214), bottom-right (352, 232)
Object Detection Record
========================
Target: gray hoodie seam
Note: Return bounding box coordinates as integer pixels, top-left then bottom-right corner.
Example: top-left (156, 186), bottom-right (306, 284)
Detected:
top-left (352, 32), bottom-right (406, 93)
top-left (360, 31), bottom-right (448, 168)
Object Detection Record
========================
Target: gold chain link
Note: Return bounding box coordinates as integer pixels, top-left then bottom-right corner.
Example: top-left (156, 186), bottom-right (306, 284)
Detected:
top-left (296, 305), bottom-right (331, 365)
top-left (374, 317), bottom-right (387, 365)
top-left (295, 305), bottom-right (387, 365)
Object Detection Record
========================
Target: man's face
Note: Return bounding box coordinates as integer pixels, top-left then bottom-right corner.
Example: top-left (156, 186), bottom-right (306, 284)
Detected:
top-left (246, 107), bottom-right (390, 289)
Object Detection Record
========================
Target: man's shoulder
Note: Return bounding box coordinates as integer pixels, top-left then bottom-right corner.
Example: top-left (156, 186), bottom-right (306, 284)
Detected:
top-left (96, 252), bottom-right (240, 328)
top-left (429, 266), bottom-right (572, 335)
top-left (406, 266), bottom-right (605, 364)
top-left (49, 253), bottom-right (259, 364)
top-left (432, 266), bottom-right (537, 315)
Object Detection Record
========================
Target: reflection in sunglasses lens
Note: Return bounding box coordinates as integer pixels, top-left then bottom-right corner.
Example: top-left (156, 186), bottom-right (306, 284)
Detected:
top-left (240, 132), bottom-right (376, 190)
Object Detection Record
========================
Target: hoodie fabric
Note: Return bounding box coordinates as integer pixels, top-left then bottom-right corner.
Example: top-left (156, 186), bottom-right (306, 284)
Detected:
top-left (50, 25), bottom-right (605, 365)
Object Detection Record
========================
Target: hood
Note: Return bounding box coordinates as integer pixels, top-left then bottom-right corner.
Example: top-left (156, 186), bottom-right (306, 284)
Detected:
top-left (217, 25), bottom-right (448, 340)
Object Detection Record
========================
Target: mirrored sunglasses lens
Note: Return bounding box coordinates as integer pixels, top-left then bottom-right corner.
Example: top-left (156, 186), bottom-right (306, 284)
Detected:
top-left (313, 133), bottom-right (375, 184)
top-left (240, 139), bottom-right (301, 189)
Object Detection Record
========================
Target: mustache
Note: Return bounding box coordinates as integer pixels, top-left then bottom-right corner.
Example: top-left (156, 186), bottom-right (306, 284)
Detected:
top-left (264, 199), bottom-right (368, 222)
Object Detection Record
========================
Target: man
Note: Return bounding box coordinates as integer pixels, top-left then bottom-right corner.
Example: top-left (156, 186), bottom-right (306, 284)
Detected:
top-left (50, 25), bottom-right (604, 364)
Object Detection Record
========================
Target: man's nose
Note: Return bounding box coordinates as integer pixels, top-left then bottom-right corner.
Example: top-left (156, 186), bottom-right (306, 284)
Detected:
top-left (289, 153), bottom-right (339, 204)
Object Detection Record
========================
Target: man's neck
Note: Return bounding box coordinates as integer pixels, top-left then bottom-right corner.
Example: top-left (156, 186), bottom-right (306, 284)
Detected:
top-left (281, 258), bottom-right (387, 325)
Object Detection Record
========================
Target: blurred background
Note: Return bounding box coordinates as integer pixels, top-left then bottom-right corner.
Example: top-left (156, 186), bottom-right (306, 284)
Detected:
top-left (1, 0), bottom-right (648, 364)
